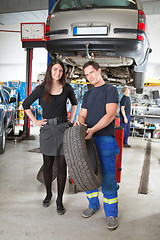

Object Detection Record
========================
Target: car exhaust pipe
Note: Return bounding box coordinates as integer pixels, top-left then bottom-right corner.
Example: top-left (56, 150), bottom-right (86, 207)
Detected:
top-left (85, 43), bottom-right (92, 60)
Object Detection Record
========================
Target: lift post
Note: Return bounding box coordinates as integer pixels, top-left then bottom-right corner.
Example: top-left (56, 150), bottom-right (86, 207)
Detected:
top-left (21, 22), bottom-right (45, 138)
top-left (23, 48), bottom-right (33, 137)
top-left (47, 0), bottom-right (57, 65)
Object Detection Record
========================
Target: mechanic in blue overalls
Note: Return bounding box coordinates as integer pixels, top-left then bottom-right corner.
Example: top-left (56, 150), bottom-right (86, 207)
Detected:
top-left (77, 61), bottom-right (120, 230)
top-left (120, 86), bottom-right (131, 148)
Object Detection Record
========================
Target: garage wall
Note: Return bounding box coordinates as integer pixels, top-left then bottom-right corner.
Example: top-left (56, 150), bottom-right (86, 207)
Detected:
top-left (143, 1), bottom-right (160, 15)
top-left (145, 14), bottom-right (160, 79)
top-left (0, 24), bottom-right (47, 83)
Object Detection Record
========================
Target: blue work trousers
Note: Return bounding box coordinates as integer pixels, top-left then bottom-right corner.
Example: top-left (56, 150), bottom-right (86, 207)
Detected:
top-left (85, 136), bottom-right (119, 218)
top-left (120, 115), bottom-right (131, 145)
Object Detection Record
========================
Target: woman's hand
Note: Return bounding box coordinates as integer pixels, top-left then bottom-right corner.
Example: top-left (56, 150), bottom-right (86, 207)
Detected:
top-left (74, 121), bottom-right (87, 127)
top-left (35, 119), bottom-right (47, 127)
top-left (67, 116), bottom-right (73, 124)
top-left (25, 109), bottom-right (47, 128)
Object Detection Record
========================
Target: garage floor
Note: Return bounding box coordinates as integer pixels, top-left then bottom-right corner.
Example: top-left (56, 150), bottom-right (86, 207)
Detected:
top-left (0, 127), bottom-right (160, 240)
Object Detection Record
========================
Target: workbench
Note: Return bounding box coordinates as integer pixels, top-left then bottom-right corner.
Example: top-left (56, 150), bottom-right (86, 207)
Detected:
top-left (131, 114), bottom-right (160, 138)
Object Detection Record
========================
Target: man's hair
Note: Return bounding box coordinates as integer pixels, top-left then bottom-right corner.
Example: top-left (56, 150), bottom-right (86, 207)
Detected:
top-left (122, 87), bottom-right (129, 94)
top-left (83, 61), bottom-right (100, 71)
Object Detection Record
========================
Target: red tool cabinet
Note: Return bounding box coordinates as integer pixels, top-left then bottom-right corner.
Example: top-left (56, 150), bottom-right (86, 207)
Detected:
top-left (115, 127), bottom-right (124, 183)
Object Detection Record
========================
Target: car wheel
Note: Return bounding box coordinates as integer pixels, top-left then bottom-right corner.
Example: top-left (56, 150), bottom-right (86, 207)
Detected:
top-left (63, 125), bottom-right (102, 192)
top-left (9, 114), bottom-right (16, 136)
top-left (37, 159), bottom-right (57, 184)
top-left (136, 88), bottom-right (143, 94)
top-left (134, 72), bottom-right (145, 94)
top-left (0, 124), bottom-right (6, 154)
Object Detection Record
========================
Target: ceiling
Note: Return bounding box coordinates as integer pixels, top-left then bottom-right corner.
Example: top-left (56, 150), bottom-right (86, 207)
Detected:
top-left (0, 10), bottom-right (48, 26)
top-left (0, 1), bottom-right (159, 26)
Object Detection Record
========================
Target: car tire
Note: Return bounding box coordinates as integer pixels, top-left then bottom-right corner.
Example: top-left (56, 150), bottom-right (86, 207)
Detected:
top-left (63, 125), bottom-right (102, 192)
top-left (37, 160), bottom-right (57, 184)
top-left (136, 88), bottom-right (143, 94)
top-left (0, 123), bottom-right (6, 154)
top-left (8, 114), bottom-right (16, 136)
top-left (134, 72), bottom-right (145, 94)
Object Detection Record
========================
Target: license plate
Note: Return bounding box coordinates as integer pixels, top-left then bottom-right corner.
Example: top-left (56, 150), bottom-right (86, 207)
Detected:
top-left (73, 26), bottom-right (108, 36)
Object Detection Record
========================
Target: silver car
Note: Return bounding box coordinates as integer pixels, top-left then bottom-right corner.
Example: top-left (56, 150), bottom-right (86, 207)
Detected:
top-left (45, 0), bottom-right (151, 93)
top-left (0, 86), bottom-right (16, 154)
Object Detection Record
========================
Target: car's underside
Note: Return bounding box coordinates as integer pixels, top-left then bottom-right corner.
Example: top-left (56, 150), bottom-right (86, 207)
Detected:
top-left (53, 54), bottom-right (135, 86)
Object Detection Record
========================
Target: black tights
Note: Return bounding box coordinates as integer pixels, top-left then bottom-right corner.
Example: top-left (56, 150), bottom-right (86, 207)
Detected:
top-left (43, 154), bottom-right (67, 206)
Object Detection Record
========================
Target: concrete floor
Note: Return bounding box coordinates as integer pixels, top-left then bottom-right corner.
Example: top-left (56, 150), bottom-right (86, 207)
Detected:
top-left (0, 126), bottom-right (160, 240)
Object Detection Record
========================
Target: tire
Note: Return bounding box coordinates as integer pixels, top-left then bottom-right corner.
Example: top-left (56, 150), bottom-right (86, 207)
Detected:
top-left (0, 123), bottom-right (6, 154)
top-left (8, 115), bottom-right (16, 136)
top-left (136, 88), bottom-right (143, 94)
top-left (134, 72), bottom-right (145, 94)
top-left (37, 159), bottom-right (57, 184)
top-left (63, 125), bottom-right (102, 191)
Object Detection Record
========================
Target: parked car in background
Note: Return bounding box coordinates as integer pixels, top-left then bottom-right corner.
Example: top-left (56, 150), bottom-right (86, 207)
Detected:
top-left (0, 85), bottom-right (16, 154)
top-left (45, 0), bottom-right (151, 94)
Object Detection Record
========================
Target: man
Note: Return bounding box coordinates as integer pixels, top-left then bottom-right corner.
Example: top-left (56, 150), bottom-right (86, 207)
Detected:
top-left (77, 61), bottom-right (119, 230)
top-left (120, 87), bottom-right (131, 148)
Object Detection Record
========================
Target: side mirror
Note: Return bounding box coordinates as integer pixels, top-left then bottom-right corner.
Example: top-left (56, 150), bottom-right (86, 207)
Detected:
top-left (9, 97), bottom-right (16, 103)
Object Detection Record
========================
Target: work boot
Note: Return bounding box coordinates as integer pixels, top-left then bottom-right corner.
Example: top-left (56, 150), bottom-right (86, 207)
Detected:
top-left (82, 208), bottom-right (98, 218)
top-left (107, 216), bottom-right (118, 230)
top-left (123, 144), bottom-right (131, 148)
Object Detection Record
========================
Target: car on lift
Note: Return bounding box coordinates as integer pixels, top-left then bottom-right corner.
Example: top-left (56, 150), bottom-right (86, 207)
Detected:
top-left (0, 85), bottom-right (17, 154)
top-left (45, 0), bottom-right (151, 94)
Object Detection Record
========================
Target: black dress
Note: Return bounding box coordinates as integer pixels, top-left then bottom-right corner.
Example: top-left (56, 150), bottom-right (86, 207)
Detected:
top-left (22, 83), bottom-right (77, 156)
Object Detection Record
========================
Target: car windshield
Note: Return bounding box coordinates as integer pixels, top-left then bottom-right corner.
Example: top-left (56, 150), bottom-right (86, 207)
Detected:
top-left (53, 0), bottom-right (137, 12)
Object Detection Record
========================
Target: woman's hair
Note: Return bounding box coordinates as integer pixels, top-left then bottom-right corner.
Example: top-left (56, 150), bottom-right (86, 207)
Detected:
top-left (83, 61), bottom-right (100, 71)
top-left (41, 59), bottom-right (66, 102)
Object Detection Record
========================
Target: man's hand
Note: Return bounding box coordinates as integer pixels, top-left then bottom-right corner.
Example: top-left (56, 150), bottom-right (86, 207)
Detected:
top-left (85, 128), bottom-right (94, 140)
top-left (124, 117), bottom-right (128, 124)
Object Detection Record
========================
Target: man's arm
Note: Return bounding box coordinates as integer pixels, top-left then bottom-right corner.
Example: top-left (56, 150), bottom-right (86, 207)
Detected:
top-left (120, 106), bottom-right (128, 124)
top-left (68, 105), bottom-right (77, 123)
top-left (77, 108), bottom-right (87, 124)
top-left (85, 103), bottom-right (117, 139)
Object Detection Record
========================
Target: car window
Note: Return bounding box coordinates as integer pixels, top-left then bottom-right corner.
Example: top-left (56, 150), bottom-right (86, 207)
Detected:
top-left (2, 86), bottom-right (11, 103)
top-left (53, 0), bottom-right (137, 12)
top-left (3, 92), bottom-right (9, 103)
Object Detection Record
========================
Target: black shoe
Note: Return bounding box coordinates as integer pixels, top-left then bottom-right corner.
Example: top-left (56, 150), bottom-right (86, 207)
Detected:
top-left (56, 199), bottom-right (65, 215)
top-left (43, 194), bottom-right (52, 208)
top-left (57, 206), bottom-right (65, 215)
top-left (123, 144), bottom-right (131, 148)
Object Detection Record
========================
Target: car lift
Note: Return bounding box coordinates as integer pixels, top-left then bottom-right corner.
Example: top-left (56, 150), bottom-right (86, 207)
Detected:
top-left (17, 0), bottom-right (57, 140)
top-left (21, 39), bottom-right (45, 139)
top-left (21, 0), bottom-right (56, 138)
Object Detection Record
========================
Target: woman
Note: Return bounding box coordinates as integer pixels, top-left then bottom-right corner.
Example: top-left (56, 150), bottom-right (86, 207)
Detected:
top-left (22, 59), bottom-right (77, 215)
